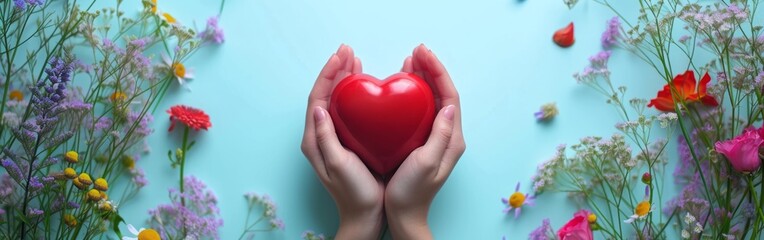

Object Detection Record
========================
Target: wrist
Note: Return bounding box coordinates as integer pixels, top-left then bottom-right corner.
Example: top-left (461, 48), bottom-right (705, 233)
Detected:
top-left (336, 208), bottom-right (384, 240)
top-left (386, 206), bottom-right (432, 240)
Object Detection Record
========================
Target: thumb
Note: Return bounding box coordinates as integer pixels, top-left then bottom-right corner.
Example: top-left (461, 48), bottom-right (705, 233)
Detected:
top-left (313, 106), bottom-right (345, 162)
top-left (420, 105), bottom-right (456, 160)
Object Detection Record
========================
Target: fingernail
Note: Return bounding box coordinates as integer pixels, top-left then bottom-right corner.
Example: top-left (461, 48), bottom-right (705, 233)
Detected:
top-left (314, 106), bottom-right (326, 123)
top-left (444, 105), bottom-right (455, 121)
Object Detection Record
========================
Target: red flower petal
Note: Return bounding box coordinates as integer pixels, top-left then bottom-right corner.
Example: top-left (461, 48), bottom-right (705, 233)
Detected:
top-left (553, 22), bottom-right (575, 48)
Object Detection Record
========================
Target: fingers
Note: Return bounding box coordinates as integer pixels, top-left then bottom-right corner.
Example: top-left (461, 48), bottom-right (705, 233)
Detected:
top-left (418, 105), bottom-right (456, 164)
top-left (304, 45), bottom-right (354, 180)
top-left (309, 53), bottom-right (342, 103)
top-left (411, 44), bottom-right (459, 104)
top-left (353, 57), bottom-right (363, 74)
top-left (313, 106), bottom-right (346, 177)
top-left (401, 56), bottom-right (413, 73)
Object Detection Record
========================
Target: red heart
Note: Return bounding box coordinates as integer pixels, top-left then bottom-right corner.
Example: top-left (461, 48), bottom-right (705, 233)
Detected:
top-left (329, 73), bottom-right (435, 177)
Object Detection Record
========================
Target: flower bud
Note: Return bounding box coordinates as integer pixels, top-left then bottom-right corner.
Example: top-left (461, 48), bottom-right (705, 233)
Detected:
top-left (64, 168), bottom-right (77, 179)
top-left (94, 178), bottom-right (108, 191)
top-left (641, 172), bottom-right (652, 185)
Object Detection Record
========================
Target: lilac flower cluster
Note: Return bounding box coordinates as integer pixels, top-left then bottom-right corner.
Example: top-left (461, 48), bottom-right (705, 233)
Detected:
top-left (528, 218), bottom-right (553, 240)
top-left (240, 192), bottom-right (285, 238)
top-left (573, 51), bottom-right (612, 84)
top-left (601, 17), bottom-right (621, 49)
top-left (199, 16), bottom-right (225, 44)
top-left (149, 176), bottom-right (223, 240)
top-left (13, 0), bottom-right (45, 10)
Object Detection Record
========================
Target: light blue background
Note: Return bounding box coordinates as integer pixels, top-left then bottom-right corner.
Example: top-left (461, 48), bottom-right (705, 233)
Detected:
top-left (115, 0), bottom-right (673, 239)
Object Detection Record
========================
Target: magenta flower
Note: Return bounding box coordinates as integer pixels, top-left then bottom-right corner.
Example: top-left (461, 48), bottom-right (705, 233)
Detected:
top-left (715, 129), bottom-right (763, 173)
top-left (501, 182), bottom-right (535, 219)
top-left (557, 210), bottom-right (594, 240)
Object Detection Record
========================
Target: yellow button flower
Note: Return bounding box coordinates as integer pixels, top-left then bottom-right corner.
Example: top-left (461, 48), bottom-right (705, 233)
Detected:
top-left (87, 189), bottom-right (102, 202)
top-left (64, 168), bottom-right (77, 179)
top-left (94, 178), bottom-right (108, 191)
top-left (588, 213), bottom-right (597, 224)
top-left (64, 151), bottom-right (78, 164)
top-left (72, 178), bottom-right (86, 190)
top-left (122, 155), bottom-right (135, 170)
top-left (78, 173), bottom-right (92, 186)
top-left (63, 214), bottom-right (77, 227)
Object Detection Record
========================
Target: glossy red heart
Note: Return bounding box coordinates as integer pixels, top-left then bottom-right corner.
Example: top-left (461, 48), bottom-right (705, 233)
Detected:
top-left (329, 73), bottom-right (435, 177)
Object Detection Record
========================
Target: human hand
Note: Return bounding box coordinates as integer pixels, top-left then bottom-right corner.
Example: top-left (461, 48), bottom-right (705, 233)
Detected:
top-left (385, 44), bottom-right (466, 239)
top-left (301, 44), bottom-right (385, 239)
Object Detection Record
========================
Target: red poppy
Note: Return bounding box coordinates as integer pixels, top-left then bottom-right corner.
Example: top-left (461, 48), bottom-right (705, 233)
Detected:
top-left (167, 105), bottom-right (211, 131)
top-left (647, 70), bottom-right (719, 112)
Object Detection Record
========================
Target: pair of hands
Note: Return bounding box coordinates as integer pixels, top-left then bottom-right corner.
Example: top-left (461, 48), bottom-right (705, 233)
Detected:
top-left (301, 44), bottom-right (465, 239)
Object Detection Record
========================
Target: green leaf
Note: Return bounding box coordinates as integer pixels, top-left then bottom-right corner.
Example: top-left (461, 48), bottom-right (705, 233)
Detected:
top-left (187, 140), bottom-right (196, 150)
top-left (111, 213), bottom-right (126, 239)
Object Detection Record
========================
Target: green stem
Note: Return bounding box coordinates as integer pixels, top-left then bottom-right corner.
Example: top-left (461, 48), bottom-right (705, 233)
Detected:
top-left (179, 126), bottom-right (190, 238)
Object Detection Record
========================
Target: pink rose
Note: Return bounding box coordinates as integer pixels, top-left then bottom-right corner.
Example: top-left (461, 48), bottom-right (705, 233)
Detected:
top-left (557, 210), bottom-right (593, 240)
top-left (715, 129), bottom-right (763, 173)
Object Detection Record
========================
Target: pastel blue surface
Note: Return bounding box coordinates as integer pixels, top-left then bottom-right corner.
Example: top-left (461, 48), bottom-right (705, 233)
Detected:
top-left (116, 0), bottom-right (672, 239)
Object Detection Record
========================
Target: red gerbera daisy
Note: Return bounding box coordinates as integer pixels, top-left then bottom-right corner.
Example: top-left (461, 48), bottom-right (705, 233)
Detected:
top-left (167, 105), bottom-right (211, 132)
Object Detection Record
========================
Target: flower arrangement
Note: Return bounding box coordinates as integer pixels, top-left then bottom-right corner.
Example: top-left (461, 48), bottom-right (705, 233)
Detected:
top-left (527, 0), bottom-right (764, 239)
top-left (0, 0), bottom-right (228, 239)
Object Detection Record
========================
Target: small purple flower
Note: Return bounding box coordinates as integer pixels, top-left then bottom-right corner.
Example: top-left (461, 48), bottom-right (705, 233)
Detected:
top-left (149, 176), bottom-right (222, 239)
top-left (27, 208), bottom-right (43, 217)
top-left (1, 158), bottom-right (24, 183)
top-left (130, 168), bottom-right (148, 188)
top-left (14, 0), bottom-right (25, 9)
top-left (529, 218), bottom-right (553, 240)
top-left (501, 182), bottom-right (535, 219)
top-left (270, 218), bottom-right (285, 230)
top-left (601, 16), bottom-right (621, 49)
top-left (0, 174), bottom-right (14, 198)
top-left (199, 16), bottom-right (225, 44)
top-left (29, 177), bottom-right (43, 190)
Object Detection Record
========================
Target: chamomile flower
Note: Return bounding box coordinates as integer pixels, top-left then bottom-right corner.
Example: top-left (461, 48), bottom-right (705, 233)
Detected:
top-left (162, 54), bottom-right (194, 86)
top-left (123, 224), bottom-right (161, 240)
top-left (160, 12), bottom-right (179, 25)
top-left (625, 186), bottom-right (653, 223)
top-left (501, 182), bottom-right (535, 219)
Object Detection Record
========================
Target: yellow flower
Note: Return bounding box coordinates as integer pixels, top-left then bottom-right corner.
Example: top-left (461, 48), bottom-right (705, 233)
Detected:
top-left (588, 213), bottom-right (597, 224)
top-left (78, 173), bottom-right (92, 186)
top-left (64, 151), bottom-right (78, 164)
top-left (100, 190), bottom-right (108, 200)
top-left (72, 178), bottom-right (86, 190)
top-left (151, 0), bottom-right (157, 13)
top-left (87, 189), bottom-right (102, 202)
top-left (125, 224), bottom-right (161, 240)
top-left (63, 214), bottom-right (77, 227)
top-left (9, 90), bottom-right (24, 101)
top-left (64, 168), bottom-right (77, 179)
top-left (110, 91), bottom-right (127, 103)
top-left (162, 12), bottom-right (177, 24)
top-left (94, 178), bottom-right (108, 191)
top-left (122, 155), bottom-right (136, 169)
